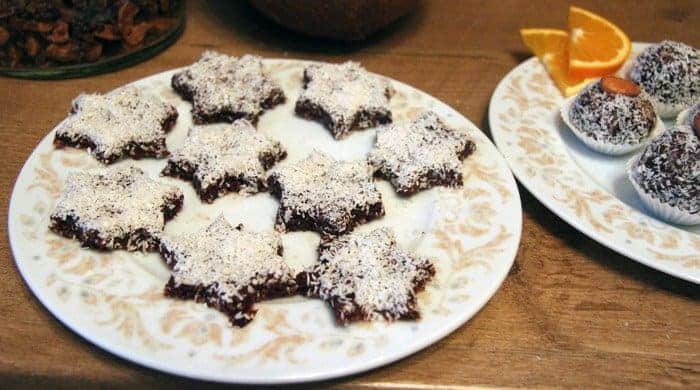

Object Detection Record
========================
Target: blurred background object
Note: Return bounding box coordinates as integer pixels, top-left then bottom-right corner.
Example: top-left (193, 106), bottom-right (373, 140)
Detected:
top-left (248, 0), bottom-right (419, 42)
top-left (0, 0), bottom-right (184, 79)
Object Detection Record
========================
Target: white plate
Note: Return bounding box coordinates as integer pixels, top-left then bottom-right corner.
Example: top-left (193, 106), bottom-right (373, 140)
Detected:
top-left (8, 59), bottom-right (522, 384)
top-left (489, 43), bottom-right (699, 284)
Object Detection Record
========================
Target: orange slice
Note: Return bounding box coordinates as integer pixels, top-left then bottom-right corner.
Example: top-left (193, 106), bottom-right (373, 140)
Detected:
top-left (568, 6), bottom-right (631, 78)
top-left (520, 28), bottom-right (596, 96)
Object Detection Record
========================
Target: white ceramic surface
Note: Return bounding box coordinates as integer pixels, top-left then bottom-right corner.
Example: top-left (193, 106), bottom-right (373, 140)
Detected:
top-left (8, 59), bottom-right (522, 384)
top-left (489, 43), bottom-right (699, 284)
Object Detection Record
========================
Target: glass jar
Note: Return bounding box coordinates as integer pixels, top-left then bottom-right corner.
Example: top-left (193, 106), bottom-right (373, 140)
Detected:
top-left (0, 0), bottom-right (184, 79)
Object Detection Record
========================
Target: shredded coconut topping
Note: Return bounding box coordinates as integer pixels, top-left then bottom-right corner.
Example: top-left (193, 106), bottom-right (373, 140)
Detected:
top-left (569, 81), bottom-right (657, 145)
top-left (161, 215), bottom-right (295, 301)
top-left (682, 102), bottom-right (700, 127)
top-left (629, 41), bottom-right (699, 113)
top-left (300, 227), bottom-right (435, 324)
top-left (268, 151), bottom-right (384, 235)
top-left (50, 165), bottom-right (183, 250)
top-left (172, 51), bottom-right (285, 123)
top-left (164, 120), bottom-right (286, 195)
top-left (55, 86), bottom-right (177, 163)
top-left (368, 111), bottom-right (475, 193)
top-left (630, 126), bottom-right (700, 215)
top-left (296, 61), bottom-right (394, 138)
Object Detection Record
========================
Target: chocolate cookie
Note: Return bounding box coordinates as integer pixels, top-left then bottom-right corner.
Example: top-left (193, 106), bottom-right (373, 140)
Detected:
top-left (368, 111), bottom-right (476, 195)
top-left (297, 227), bottom-right (435, 325)
top-left (49, 166), bottom-right (183, 251)
top-left (162, 120), bottom-right (287, 203)
top-left (172, 51), bottom-right (285, 124)
top-left (160, 215), bottom-right (297, 327)
top-left (295, 61), bottom-right (393, 139)
top-left (53, 86), bottom-right (178, 164)
top-left (267, 151), bottom-right (384, 237)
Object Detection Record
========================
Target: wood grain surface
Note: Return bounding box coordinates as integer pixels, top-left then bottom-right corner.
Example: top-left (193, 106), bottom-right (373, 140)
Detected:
top-left (1, 1), bottom-right (698, 388)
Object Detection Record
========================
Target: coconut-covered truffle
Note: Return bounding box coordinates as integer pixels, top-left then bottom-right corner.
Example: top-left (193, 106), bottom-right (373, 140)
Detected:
top-left (629, 41), bottom-right (700, 118)
top-left (564, 77), bottom-right (657, 154)
top-left (629, 126), bottom-right (700, 225)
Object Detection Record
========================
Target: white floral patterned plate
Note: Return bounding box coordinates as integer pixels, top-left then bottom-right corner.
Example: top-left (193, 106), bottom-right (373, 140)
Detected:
top-left (8, 59), bottom-right (522, 384)
top-left (489, 43), bottom-right (699, 284)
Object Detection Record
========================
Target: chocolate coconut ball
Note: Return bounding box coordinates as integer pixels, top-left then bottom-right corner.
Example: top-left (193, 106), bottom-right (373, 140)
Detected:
top-left (569, 79), bottom-right (656, 146)
top-left (629, 126), bottom-right (699, 221)
top-left (629, 41), bottom-right (700, 118)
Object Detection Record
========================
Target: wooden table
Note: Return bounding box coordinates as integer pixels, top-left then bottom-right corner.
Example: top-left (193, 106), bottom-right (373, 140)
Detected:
top-left (1, 1), bottom-right (698, 388)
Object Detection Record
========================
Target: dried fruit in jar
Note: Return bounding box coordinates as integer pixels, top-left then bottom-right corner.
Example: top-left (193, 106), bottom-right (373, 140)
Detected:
top-left (0, 0), bottom-right (180, 68)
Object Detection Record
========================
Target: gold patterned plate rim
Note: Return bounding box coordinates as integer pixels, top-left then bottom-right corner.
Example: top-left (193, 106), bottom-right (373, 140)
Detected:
top-left (8, 59), bottom-right (523, 383)
top-left (489, 43), bottom-right (699, 284)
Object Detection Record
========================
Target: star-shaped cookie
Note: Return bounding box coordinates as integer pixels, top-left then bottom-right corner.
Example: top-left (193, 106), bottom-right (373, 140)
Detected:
top-left (162, 120), bottom-right (287, 203)
top-left (295, 61), bottom-right (394, 139)
top-left (53, 86), bottom-right (178, 164)
top-left (49, 165), bottom-right (183, 251)
top-left (267, 151), bottom-right (385, 237)
top-left (172, 51), bottom-right (286, 124)
top-left (368, 111), bottom-right (476, 195)
top-left (159, 215), bottom-right (297, 327)
top-left (297, 227), bottom-right (435, 325)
